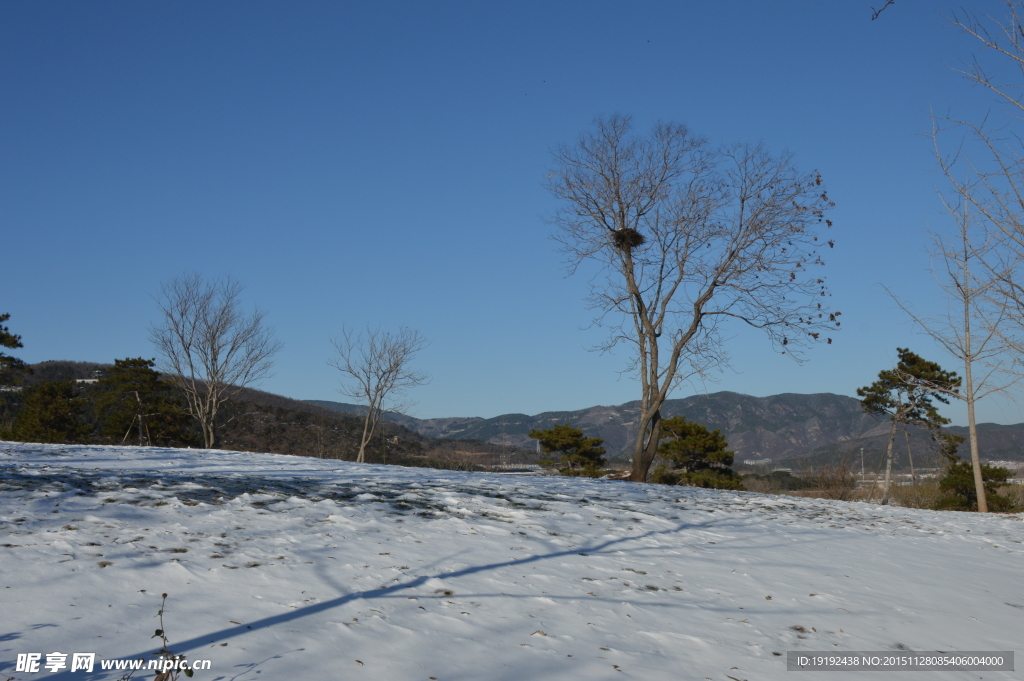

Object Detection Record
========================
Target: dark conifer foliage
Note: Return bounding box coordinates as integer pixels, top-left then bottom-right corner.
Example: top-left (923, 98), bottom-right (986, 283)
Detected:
top-left (529, 423), bottom-right (606, 476)
top-left (857, 348), bottom-right (960, 427)
top-left (653, 416), bottom-right (743, 489)
top-left (857, 348), bottom-right (961, 504)
top-left (932, 430), bottom-right (1017, 511)
top-left (94, 358), bottom-right (199, 447)
top-left (7, 380), bottom-right (91, 443)
top-left (936, 460), bottom-right (1016, 511)
top-left (0, 313), bottom-right (29, 386)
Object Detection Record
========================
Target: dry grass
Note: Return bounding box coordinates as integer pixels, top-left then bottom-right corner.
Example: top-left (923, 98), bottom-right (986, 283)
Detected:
top-left (421, 449), bottom-right (483, 471)
top-left (805, 462), bottom-right (858, 501)
top-left (887, 481), bottom-right (944, 509)
top-left (785, 480), bottom-right (1023, 512)
top-left (783, 488), bottom-right (872, 502)
top-left (742, 476), bottom-right (780, 494)
top-left (998, 482), bottom-right (1024, 510)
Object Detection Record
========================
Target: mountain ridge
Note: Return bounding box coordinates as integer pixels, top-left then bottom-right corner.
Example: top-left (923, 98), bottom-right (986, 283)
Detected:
top-left (307, 391), bottom-right (1024, 464)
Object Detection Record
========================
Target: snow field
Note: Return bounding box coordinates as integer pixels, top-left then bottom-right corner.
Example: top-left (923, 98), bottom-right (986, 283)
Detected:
top-left (1, 442), bottom-right (1022, 680)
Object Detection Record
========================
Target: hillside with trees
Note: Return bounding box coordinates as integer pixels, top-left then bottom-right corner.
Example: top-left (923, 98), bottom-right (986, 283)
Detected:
top-left (1, 361), bottom-right (532, 469)
top-left (312, 391), bottom-right (1024, 465)
top-left (7, 363), bottom-right (1021, 473)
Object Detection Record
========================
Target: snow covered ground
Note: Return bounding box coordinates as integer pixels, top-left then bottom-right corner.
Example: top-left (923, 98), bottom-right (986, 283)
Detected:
top-left (1, 442), bottom-right (1021, 681)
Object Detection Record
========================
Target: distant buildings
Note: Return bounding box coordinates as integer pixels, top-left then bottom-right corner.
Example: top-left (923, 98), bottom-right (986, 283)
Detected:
top-left (987, 460), bottom-right (1023, 470)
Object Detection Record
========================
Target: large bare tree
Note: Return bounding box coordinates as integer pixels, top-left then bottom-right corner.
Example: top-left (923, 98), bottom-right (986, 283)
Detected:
top-left (329, 326), bottom-right (428, 464)
top-left (938, 4), bottom-right (1024, 340)
top-left (927, 2), bottom-right (1024, 508)
top-left (547, 115), bottom-right (839, 482)
top-left (151, 273), bottom-right (283, 449)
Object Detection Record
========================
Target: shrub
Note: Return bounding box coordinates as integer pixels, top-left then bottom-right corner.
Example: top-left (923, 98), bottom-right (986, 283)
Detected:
top-left (529, 424), bottom-right (606, 476)
top-left (741, 471), bottom-right (813, 493)
top-left (934, 461), bottom-right (1018, 512)
top-left (652, 417), bottom-right (743, 490)
top-left (807, 462), bottom-right (858, 501)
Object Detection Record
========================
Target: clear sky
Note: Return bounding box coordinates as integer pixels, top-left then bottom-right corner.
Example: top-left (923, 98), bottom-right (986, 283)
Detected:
top-left (3, 1), bottom-right (1021, 426)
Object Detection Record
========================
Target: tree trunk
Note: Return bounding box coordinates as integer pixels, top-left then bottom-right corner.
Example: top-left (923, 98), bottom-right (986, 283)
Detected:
top-left (135, 391), bottom-right (145, 447)
top-left (872, 419), bottom-right (897, 503)
top-left (965, 368), bottom-right (988, 512)
top-left (880, 420), bottom-right (898, 505)
top-left (629, 407), bottom-right (662, 482)
top-left (904, 426), bottom-right (919, 508)
top-left (957, 240), bottom-right (989, 512)
top-left (356, 410), bottom-right (374, 463)
top-left (196, 395), bottom-right (218, 449)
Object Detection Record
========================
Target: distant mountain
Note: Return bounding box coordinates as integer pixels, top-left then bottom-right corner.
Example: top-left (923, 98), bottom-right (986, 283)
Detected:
top-left (308, 392), bottom-right (1024, 464)
top-left (12, 361), bottom-right (1020, 466)
top-left (309, 392), bottom-right (881, 459)
top-left (787, 420), bottom-right (1024, 471)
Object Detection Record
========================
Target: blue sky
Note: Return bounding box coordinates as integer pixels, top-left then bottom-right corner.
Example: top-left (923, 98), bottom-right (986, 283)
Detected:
top-left (3, 0), bottom-right (1020, 425)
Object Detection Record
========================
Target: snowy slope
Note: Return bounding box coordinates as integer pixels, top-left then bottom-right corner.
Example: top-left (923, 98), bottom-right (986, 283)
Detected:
top-left (1, 442), bottom-right (1022, 681)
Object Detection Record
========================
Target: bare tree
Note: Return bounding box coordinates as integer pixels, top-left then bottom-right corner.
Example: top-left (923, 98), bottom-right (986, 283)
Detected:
top-left (547, 115), bottom-right (839, 482)
top-left (924, 2), bottom-right (1024, 509)
top-left (808, 460), bottom-right (858, 501)
top-left (151, 273), bottom-right (283, 449)
top-left (937, 4), bottom-right (1024, 344)
top-left (329, 326), bottom-right (428, 464)
top-left (885, 203), bottom-right (1020, 512)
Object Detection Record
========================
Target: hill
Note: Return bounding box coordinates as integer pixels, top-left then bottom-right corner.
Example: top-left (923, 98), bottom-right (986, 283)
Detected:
top-left (1, 362), bottom-right (530, 468)
top-left (15, 359), bottom-right (109, 384)
top-left (310, 392), bottom-right (1024, 465)
top-left (1, 442), bottom-right (1021, 679)
top-left (11, 363), bottom-right (1021, 467)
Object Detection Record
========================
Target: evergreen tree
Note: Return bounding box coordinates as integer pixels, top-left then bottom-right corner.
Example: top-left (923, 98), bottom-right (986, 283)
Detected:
top-left (8, 380), bottom-right (90, 443)
top-left (857, 348), bottom-right (960, 504)
top-left (94, 358), bottom-right (197, 447)
top-left (0, 313), bottom-right (29, 386)
top-left (653, 416), bottom-right (743, 490)
top-left (937, 462), bottom-right (1015, 511)
top-left (934, 431), bottom-right (966, 463)
top-left (528, 424), bottom-right (606, 477)
top-left (932, 431), bottom-right (1017, 511)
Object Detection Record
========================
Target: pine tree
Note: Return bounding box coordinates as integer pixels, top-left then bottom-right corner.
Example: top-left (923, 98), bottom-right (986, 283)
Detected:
top-left (937, 461), bottom-right (1016, 511)
top-left (528, 424), bottom-right (606, 477)
top-left (0, 313), bottom-right (29, 386)
top-left (857, 348), bottom-right (961, 505)
top-left (653, 416), bottom-right (743, 489)
top-left (8, 380), bottom-right (90, 444)
top-left (932, 431), bottom-right (1017, 511)
top-left (94, 358), bottom-right (197, 447)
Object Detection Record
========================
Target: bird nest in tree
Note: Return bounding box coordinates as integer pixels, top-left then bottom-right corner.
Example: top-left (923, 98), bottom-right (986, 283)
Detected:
top-left (612, 228), bottom-right (646, 251)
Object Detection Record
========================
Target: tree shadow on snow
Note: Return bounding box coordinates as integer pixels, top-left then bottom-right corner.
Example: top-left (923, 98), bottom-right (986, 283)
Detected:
top-left (34, 517), bottom-right (750, 680)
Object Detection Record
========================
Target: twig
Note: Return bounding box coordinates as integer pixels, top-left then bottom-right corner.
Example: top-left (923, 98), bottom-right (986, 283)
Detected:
top-left (871, 0), bottom-right (895, 20)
